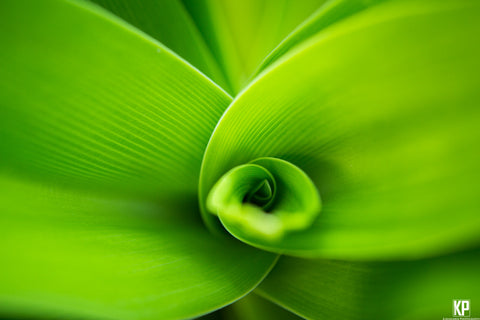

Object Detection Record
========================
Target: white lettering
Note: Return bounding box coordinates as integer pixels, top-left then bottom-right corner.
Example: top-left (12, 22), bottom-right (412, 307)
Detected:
top-left (462, 300), bottom-right (470, 315)
top-left (454, 300), bottom-right (462, 316)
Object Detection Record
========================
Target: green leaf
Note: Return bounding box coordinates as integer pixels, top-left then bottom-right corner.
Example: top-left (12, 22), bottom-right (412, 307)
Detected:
top-left (199, 0), bottom-right (480, 259)
top-left (0, 0), bottom-right (232, 199)
top-left (256, 249), bottom-right (480, 319)
top-left (224, 293), bottom-right (302, 320)
top-left (0, 174), bottom-right (277, 320)
top-left (88, 0), bottom-right (230, 91)
top-left (182, 0), bottom-right (326, 94)
top-left (207, 157), bottom-right (321, 242)
top-left (255, 0), bottom-right (390, 75)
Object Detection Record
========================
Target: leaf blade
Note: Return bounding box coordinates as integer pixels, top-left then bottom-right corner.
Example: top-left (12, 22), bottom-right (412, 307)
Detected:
top-left (182, 0), bottom-right (326, 94)
top-left (0, 0), bottom-right (232, 199)
top-left (255, 0), bottom-right (390, 75)
top-left (89, 0), bottom-right (230, 91)
top-left (0, 174), bottom-right (277, 320)
top-left (199, 0), bottom-right (480, 258)
top-left (257, 249), bottom-right (480, 319)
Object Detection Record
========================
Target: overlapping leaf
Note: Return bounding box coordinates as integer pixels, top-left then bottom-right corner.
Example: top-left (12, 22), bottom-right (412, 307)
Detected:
top-left (182, 0), bottom-right (326, 93)
top-left (255, 0), bottom-right (391, 74)
top-left (0, 1), bottom-right (278, 319)
top-left (224, 293), bottom-right (302, 320)
top-left (200, 0), bottom-right (480, 259)
top-left (89, 0), bottom-right (229, 89)
top-left (0, 175), bottom-right (277, 320)
top-left (0, 0), bottom-right (231, 199)
top-left (257, 249), bottom-right (480, 319)
top-left (1, 0), bottom-right (479, 319)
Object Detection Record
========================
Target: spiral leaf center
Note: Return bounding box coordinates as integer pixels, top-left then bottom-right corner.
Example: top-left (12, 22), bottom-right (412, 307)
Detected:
top-left (206, 157), bottom-right (321, 242)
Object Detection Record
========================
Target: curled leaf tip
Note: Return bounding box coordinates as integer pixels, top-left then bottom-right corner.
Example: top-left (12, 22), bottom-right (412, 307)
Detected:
top-left (207, 157), bottom-right (321, 243)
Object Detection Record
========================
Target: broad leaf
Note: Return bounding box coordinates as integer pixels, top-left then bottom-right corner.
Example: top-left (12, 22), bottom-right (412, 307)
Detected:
top-left (257, 249), bottom-right (480, 319)
top-left (255, 0), bottom-right (390, 75)
top-left (207, 158), bottom-right (321, 242)
top-left (182, 0), bottom-right (326, 94)
top-left (0, 0), bottom-right (232, 199)
top-left (0, 175), bottom-right (277, 320)
top-left (199, 0), bottom-right (480, 258)
top-left (89, 0), bottom-right (229, 90)
top-left (224, 293), bottom-right (302, 320)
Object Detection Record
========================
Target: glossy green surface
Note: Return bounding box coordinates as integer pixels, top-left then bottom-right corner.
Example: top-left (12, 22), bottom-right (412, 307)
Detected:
top-left (89, 0), bottom-right (229, 89)
top-left (1, 0), bottom-right (479, 319)
top-left (199, 0), bottom-right (480, 259)
top-left (0, 0), bottom-right (232, 199)
top-left (207, 158), bottom-right (321, 243)
top-left (257, 249), bottom-right (480, 319)
top-left (0, 175), bottom-right (277, 319)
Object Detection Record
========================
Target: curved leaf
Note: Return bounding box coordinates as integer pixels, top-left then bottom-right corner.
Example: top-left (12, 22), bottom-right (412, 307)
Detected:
top-left (0, 174), bottom-right (277, 320)
top-left (0, 0), bottom-right (232, 199)
top-left (257, 249), bottom-right (480, 319)
top-left (208, 158), bottom-right (321, 242)
top-left (255, 0), bottom-right (390, 75)
top-left (199, 0), bottom-right (480, 258)
top-left (89, 0), bottom-right (230, 90)
top-left (182, 0), bottom-right (326, 94)
top-left (224, 293), bottom-right (302, 320)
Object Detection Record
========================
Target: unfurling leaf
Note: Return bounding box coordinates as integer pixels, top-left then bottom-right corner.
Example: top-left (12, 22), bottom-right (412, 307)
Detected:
top-left (1, 0), bottom-right (480, 319)
top-left (207, 157), bottom-right (321, 242)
